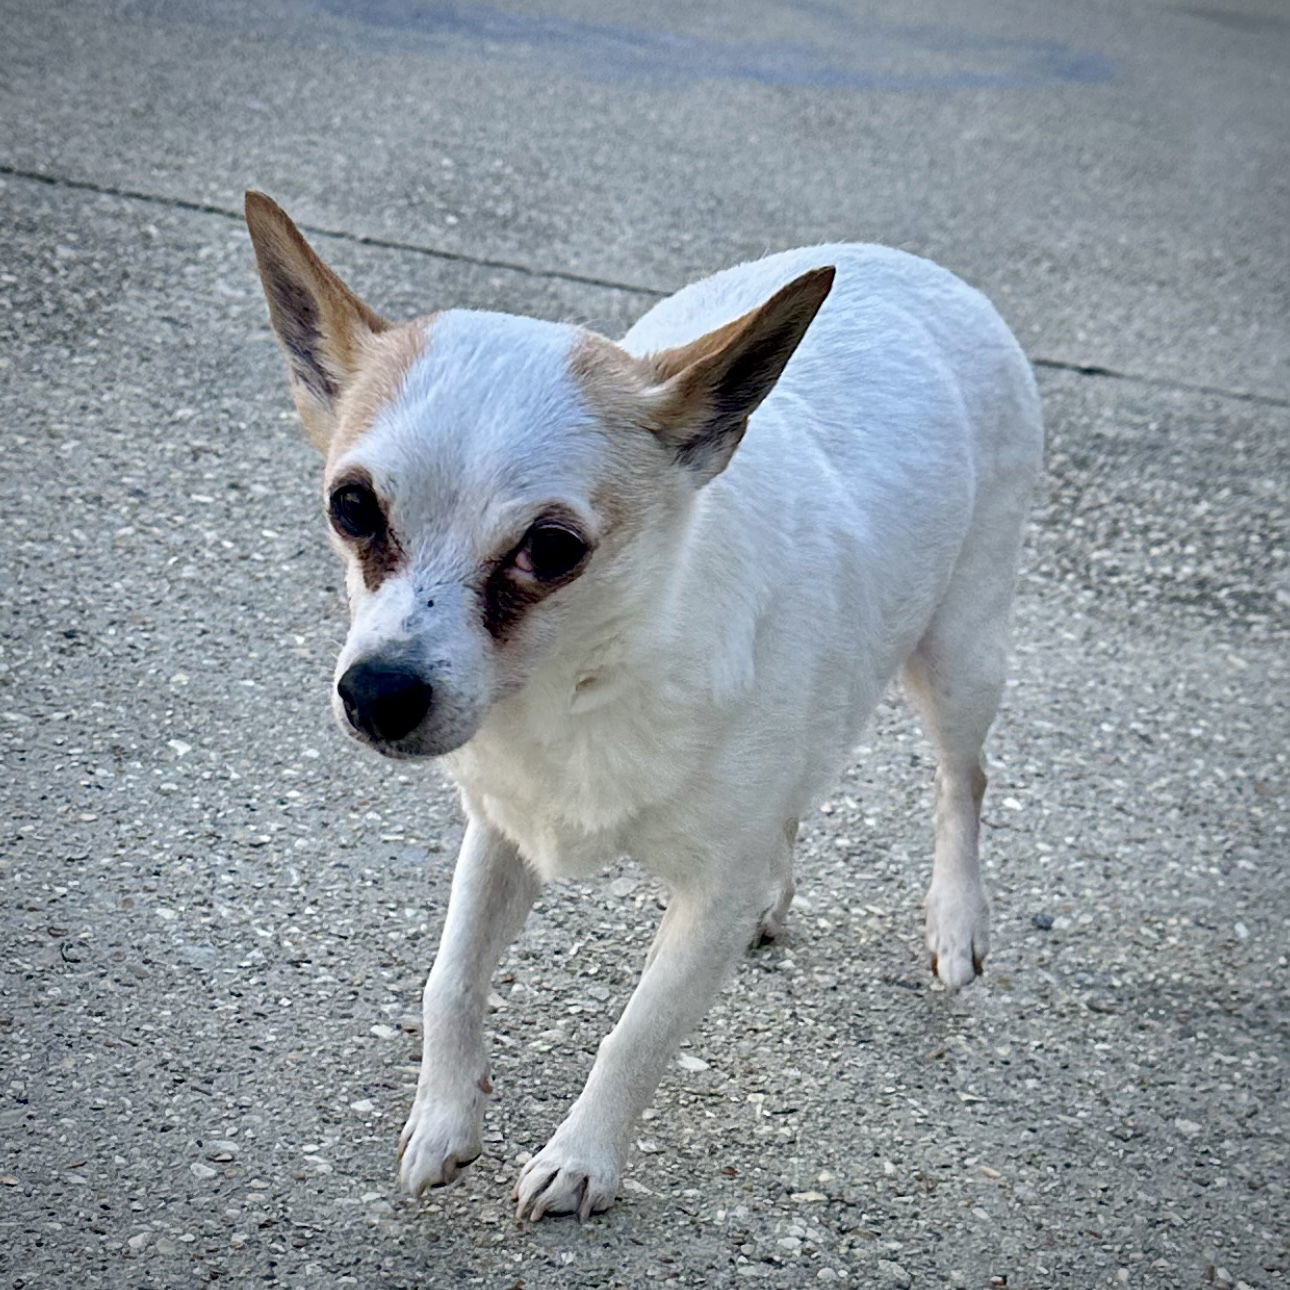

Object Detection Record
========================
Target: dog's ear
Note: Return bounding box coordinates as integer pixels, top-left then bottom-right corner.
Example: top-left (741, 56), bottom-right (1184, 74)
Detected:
top-left (643, 266), bottom-right (834, 484)
top-left (244, 191), bottom-right (389, 450)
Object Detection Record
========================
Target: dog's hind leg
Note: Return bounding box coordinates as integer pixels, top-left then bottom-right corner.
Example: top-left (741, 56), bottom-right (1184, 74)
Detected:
top-left (903, 508), bottom-right (1025, 988)
top-left (644, 817), bottom-right (796, 964)
top-left (399, 814), bottom-right (539, 1196)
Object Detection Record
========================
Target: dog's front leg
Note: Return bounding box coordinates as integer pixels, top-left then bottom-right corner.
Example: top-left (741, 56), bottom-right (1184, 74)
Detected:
top-left (399, 815), bottom-right (539, 1196)
top-left (514, 877), bottom-right (760, 1221)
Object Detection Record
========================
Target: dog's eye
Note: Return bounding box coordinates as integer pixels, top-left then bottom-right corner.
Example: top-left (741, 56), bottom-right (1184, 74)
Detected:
top-left (514, 523), bottom-right (588, 581)
top-left (329, 483), bottom-right (386, 541)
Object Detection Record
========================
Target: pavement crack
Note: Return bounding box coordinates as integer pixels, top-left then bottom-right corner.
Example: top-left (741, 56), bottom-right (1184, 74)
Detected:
top-left (1030, 356), bottom-right (1289, 409)
top-left (0, 162), bottom-right (665, 300)
top-left (5, 162), bottom-right (1287, 410)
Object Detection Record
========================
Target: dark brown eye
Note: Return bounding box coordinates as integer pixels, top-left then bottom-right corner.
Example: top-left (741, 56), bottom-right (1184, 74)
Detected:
top-left (329, 483), bottom-right (385, 541)
top-left (514, 523), bottom-right (588, 581)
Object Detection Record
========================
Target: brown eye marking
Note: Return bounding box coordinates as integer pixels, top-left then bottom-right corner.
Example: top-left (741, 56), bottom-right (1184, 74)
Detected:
top-left (325, 467), bottom-right (404, 590)
top-left (482, 510), bottom-right (593, 641)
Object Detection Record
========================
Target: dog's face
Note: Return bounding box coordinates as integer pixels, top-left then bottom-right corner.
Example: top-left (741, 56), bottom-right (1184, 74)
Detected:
top-left (316, 311), bottom-right (684, 758)
top-left (245, 193), bottom-right (832, 758)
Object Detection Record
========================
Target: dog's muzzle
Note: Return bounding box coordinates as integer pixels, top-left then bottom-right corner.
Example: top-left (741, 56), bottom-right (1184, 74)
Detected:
top-left (337, 657), bottom-right (434, 745)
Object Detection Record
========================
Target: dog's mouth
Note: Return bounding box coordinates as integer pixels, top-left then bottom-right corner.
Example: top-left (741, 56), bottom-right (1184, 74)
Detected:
top-left (339, 718), bottom-right (473, 761)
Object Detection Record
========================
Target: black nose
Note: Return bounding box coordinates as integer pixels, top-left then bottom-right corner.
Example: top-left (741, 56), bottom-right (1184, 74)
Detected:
top-left (337, 660), bottom-right (433, 743)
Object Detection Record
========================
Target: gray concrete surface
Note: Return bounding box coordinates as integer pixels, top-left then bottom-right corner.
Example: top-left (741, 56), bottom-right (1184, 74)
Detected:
top-left (1, 2), bottom-right (1286, 1288)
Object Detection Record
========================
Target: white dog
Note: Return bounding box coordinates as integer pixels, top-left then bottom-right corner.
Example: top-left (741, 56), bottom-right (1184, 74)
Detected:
top-left (245, 192), bottom-right (1042, 1221)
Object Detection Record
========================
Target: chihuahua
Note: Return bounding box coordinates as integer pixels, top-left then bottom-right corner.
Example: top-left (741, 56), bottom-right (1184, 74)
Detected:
top-left (245, 192), bottom-right (1042, 1221)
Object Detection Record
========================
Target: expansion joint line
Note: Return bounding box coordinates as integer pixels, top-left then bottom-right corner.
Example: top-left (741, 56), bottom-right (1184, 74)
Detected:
top-left (4, 162), bottom-right (1285, 410)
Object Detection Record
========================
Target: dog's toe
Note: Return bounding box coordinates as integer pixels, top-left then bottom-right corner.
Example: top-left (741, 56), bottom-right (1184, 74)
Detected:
top-left (930, 944), bottom-right (981, 990)
top-left (514, 1136), bottom-right (619, 1222)
top-left (398, 1097), bottom-right (484, 1196)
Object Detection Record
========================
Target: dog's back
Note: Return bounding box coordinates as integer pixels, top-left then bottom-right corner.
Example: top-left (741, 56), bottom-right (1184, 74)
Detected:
top-left (617, 245), bottom-right (1043, 818)
top-left (626, 245), bottom-right (1040, 503)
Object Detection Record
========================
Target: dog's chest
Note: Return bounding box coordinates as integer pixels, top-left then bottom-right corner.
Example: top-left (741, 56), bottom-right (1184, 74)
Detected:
top-left (447, 679), bottom-right (701, 881)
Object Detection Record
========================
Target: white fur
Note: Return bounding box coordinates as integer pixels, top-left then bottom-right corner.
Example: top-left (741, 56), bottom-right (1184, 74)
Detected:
top-left (335, 246), bottom-right (1041, 1218)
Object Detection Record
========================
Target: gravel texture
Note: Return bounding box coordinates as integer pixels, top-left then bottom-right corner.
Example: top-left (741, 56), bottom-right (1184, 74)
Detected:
top-left (1, 2), bottom-right (1287, 1287)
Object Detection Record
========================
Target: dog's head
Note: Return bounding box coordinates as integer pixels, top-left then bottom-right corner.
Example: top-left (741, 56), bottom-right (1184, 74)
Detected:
top-left (245, 193), bottom-right (832, 758)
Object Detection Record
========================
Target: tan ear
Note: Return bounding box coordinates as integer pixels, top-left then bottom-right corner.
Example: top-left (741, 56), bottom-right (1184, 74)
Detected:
top-left (244, 191), bottom-right (389, 449)
top-left (644, 266), bottom-right (835, 483)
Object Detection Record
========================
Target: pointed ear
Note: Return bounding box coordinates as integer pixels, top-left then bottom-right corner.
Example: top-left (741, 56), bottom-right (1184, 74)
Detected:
top-left (244, 191), bottom-right (389, 450)
top-left (643, 266), bottom-right (835, 484)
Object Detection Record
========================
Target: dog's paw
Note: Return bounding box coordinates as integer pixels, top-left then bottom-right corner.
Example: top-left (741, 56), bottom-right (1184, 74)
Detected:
top-left (753, 908), bottom-right (788, 945)
top-left (397, 1079), bottom-right (489, 1196)
top-left (753, 876), bottom-right (795, 946)
top-left (924, 879), bottom-right (990, 989)
top-left (513, 1131), bottom-right (620, 1222)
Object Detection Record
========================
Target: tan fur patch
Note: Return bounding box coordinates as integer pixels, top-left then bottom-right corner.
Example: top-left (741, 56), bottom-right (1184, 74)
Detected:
top-left (570, 269), bottom-right (835, 481)
top-left (328, 316), bottom-right (435, 464)
top-left (568, 330), bottom-right (654, 428)
top-left (245, 191), bottom-right (393, 451)
top-left (644, 266), bottom-right (836, 447)
top-left (641, 311), bottom-right (750, 387)
top-left (567, 333), bottom-right (660, 538)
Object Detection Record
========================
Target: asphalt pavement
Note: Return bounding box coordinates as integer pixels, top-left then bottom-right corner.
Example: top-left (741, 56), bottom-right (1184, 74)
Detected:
top-left (1, 1), bottom-right (1286, 1287)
